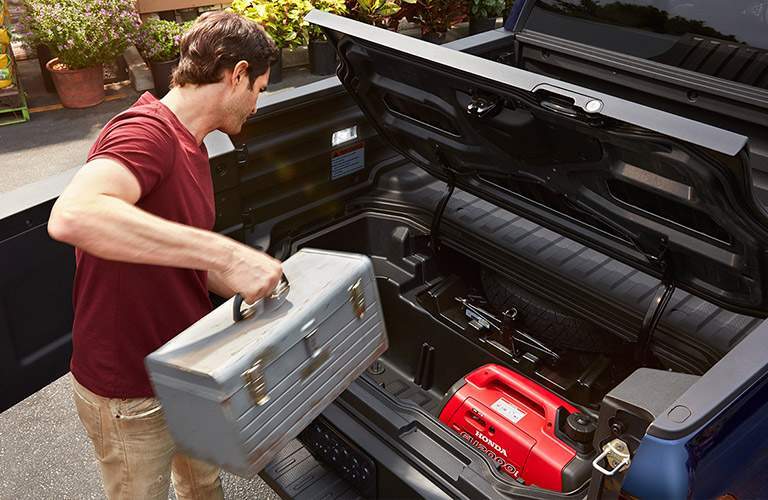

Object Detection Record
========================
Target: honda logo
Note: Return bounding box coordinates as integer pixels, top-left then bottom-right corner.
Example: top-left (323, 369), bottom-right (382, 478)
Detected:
top-left (474, 430), bottom-right (508, 457)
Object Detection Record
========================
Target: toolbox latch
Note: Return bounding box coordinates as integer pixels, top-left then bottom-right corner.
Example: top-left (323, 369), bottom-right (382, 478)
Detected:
top-left (301, 329), bottom-right (331, 380)
top-left (242, 359), bottom-right (269, 406)
top-left (349, 279), bottom-right (365, 318)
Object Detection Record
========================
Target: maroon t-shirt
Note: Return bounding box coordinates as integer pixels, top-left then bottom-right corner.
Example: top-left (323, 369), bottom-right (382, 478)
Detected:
top-left (70, 92), bottom-right (215, 398)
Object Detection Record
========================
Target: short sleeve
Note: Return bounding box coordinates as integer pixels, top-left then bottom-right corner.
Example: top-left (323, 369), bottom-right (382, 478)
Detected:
top-left (87, 115), bottom-right (176, 198)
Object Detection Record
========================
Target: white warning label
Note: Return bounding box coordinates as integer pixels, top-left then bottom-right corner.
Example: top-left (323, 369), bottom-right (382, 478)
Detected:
top-left (331, 143), bottom-right (365, 180)
top-left (491, 398), bottom-right (526, 424)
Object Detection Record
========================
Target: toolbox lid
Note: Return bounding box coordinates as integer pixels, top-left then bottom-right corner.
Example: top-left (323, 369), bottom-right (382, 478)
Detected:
top-left (308, 10), bottom-right (768, 316)
top-left (146, 249), bottom-right (376, 400)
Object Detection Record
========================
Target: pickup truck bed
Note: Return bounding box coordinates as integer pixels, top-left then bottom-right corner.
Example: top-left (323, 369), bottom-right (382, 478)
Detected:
top-left (352, 164), bottom-right (762, 373)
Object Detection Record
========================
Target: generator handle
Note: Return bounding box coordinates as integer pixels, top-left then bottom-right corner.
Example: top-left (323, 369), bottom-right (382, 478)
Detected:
top-left (471, 364), bottom-right (575, 426)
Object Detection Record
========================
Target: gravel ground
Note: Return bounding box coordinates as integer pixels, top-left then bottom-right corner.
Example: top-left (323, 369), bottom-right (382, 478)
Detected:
top-left (0, 374), bottom-right (280, 500)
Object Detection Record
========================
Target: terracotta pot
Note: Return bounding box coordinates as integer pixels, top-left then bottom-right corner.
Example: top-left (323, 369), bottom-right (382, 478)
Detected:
top-left (469, 16), bottom-right (497, 34)
top-left (149, 57), bottom-right (179, 98)
top-left (309, 39), bottom-right (337, 76)
top-left (46, 58), bottom-right (104, 109)
top-left (269, 50), bottom-right (283, 85)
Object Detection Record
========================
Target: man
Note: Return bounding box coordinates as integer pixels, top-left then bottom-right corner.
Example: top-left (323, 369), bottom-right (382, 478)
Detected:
top-left (47, 11), bottom-right (282, 500)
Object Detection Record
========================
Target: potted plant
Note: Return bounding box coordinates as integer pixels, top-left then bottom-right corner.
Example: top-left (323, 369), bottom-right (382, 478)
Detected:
top-left (307, 0), bottom-right (347, 75)
top-left (407, 0), bottom-right (467, 43)
top-left (346, 0), bottom-right (417, 29)
top-left (469, 0), bottom-right (504, 34)
top-left (231, 0), bottom-right (312, 84)
top-left (136, 19), bottom-right (193, 97)
top-left (20, 0), bottom-right (140, 108)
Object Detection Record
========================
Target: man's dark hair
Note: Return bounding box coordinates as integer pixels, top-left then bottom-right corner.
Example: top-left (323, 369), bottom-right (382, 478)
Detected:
top-left (172, 11), bottom-right (279, 88)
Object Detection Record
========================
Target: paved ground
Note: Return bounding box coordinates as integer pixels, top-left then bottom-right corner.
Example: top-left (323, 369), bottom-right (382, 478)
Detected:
top-left (0, 101), bottom-right (135, 192)
top-left (0, 374), bottom-right (281, 500)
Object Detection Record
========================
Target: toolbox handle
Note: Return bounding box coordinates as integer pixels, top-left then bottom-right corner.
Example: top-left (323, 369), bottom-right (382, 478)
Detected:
top-left (233, 274), bottom-right (291, 322)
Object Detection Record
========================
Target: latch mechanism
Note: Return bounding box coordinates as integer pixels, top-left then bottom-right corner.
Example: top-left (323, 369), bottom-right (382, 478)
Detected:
top-left (242, 359), bottom-right (269, 406)
top-left (300, 329), bottom-right (331, 380)
top-left (349, 279), bottom-right (366, 318)
top-left (466, 95), bottom-right (502, 119)
top-left (592, 438), bottom-right (631, 476)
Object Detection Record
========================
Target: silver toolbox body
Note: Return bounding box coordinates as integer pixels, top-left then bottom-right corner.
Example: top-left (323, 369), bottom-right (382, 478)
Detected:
top-left (145, 248), bottom-right (387, 477)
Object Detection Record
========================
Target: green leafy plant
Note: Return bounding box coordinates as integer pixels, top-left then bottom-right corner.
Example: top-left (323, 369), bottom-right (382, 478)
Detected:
top-left (307, 0), bottom-right (348, 40)
top-left (136, 19), bottom-right (193, 63)
top-left (407, 0), bottom-right (467, 36)
top-left (470, 0), bottom-right (505, 19)
top-left (346, 0), bottom-right (415, 29)
top-left (231, 0), bottom-right (313, 49)
top-left (19, 0), bottom-right (141, 69)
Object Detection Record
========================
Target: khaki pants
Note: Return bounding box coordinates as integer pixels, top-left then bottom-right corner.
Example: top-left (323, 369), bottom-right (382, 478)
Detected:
top-left (71, 375), bottom-right (224, 500)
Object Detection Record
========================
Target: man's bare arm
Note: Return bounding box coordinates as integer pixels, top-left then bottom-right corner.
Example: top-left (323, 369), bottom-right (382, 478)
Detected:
top-left (208, 270), bottom-right (236, 299)
top-left (48, 158), bottom-right (281, 302)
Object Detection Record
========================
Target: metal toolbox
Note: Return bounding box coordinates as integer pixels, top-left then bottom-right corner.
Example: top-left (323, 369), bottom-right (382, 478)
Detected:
top-left (145, 248), bottom-right (388, 477)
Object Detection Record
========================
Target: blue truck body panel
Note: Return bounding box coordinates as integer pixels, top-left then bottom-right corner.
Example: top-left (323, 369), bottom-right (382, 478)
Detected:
top-left (625, 371), bottom-right (768, 498)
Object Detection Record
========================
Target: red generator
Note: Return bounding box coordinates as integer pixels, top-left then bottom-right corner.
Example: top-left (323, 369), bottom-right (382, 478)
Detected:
top-left (439, 364), bottom-right (597, 492)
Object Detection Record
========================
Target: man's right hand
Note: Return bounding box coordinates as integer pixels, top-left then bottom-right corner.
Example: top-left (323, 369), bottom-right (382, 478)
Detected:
top-left (220, 244), bottom-right (283, 304)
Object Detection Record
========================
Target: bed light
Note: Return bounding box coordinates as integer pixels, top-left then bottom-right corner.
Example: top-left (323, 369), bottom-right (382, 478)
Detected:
top-left (332, 126), bottom-right (358, 147)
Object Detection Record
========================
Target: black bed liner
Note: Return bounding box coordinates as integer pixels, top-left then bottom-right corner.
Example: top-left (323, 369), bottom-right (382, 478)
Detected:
top-left (351, 165), bottom-right (761, 373)
top-left (260, 438), bottom-right (362, 500)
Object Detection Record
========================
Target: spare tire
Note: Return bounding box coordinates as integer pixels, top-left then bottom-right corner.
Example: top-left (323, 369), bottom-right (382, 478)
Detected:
top-left (481, 269), bottom-right (619, 353)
